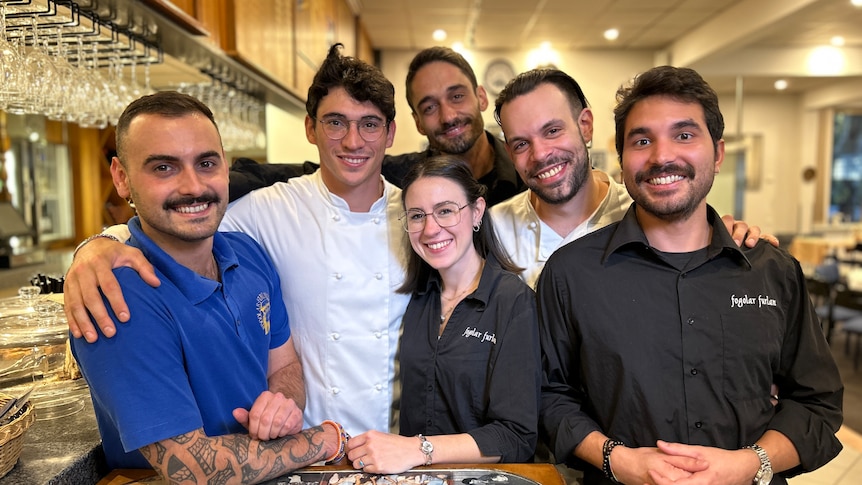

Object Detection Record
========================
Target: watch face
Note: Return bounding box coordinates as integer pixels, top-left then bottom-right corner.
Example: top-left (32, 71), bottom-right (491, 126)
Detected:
top-left (758, 468), bottom-right (773, 485)
top-left (421, 440), bottom-right (434, 453)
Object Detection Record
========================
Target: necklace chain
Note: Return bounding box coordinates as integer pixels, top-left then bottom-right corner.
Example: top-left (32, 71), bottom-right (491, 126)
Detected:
top-left (439, 260), bottom-right (485, 325)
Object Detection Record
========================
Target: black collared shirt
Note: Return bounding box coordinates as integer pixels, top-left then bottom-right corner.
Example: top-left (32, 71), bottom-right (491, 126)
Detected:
top-left (400, 255), bottom-right (541, 462)
top-left (537, 204), bottom-right (843, 484)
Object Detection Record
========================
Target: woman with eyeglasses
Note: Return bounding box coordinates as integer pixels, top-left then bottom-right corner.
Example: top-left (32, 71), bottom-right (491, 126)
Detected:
top-left (344, 155), bottom-right (540, 473)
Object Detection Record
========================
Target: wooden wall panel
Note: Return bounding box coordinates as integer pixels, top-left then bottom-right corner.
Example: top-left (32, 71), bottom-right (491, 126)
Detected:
top-left (295, 0), bottom-right (337, 95)
top-left (357, 20), bottom-right (374, 66)
top-left (231, 0), bottom-right (295, 91)
top-left (68, 126), bottom-right (110, 241)
top-left (165, 0), bottom-right (196, 18)
top-left (194, 0), bottom-right (232, 50)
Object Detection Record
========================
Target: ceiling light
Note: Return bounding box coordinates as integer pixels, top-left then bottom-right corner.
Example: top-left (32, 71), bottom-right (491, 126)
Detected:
top-left (774, 79), bottom-right (788, 91)
top-left (852, 0), bottom-right (862, 7)
top-left (452, 42), bottom-right (465, 53)
top-left (432, 29), bottom-right (447, 42)
top-left (807, 46), bottom-right (846, 75)
top-left (604, 28), bottom-right (619, 41)
top-left (831, 36), bottom-right (845, 46)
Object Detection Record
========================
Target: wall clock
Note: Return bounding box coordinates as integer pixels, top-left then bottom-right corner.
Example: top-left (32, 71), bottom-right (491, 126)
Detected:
top-left (484, 59), bottom-right (516, 97)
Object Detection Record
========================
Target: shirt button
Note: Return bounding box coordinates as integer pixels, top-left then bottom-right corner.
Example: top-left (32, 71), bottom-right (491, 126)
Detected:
top-left (695, 421), bottom-right (703, 428)
top-left (690, 368), bottom-right (698, 375)
top-left (687, 317), bottom-right (695, 325)
top-left (334, 273), bottom-right (343, 280)
top-left (528, 222), bottom-right (537, 230)
top-left (375, 273), bottom-right (383, 280)
top-left (374, 331), bottom-right (382, 339)
top-left (331, 332), bottom-right (340, 340)
top-left (372, 217), bottom-right (380, 224)
top-left (332, 387), bottom-right (340, 395)
top-left (332, 215), bottom-right (341, 222)
top-left (375, 383), bottom-right (383, 391)
top-left (427, 385), bottom-right (433, 391)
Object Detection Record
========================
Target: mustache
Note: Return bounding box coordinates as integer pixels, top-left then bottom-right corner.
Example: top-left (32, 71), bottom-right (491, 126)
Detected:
top-left (163, 194), bottom-right (221, 211)
top-left (634, 163), bottom-right (695, 184)
top-left (437, 117), bottom-right (471, 134)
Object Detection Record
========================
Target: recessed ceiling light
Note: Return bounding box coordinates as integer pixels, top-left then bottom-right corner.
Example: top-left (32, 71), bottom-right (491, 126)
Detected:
top-left (831, 36), bottom-right (845, 46)
top-left (774, 79), bottom-right (789, 91)
top-left (604, 28), bottom-right (620, 41)
top-left (852, 0), bottom-right (862, 7)
top-left (432, 29), bottom-right (447, 42)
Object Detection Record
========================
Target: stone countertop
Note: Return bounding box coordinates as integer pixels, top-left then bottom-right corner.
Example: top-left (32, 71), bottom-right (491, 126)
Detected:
top-left (1, 392), bottom-right (105, 484)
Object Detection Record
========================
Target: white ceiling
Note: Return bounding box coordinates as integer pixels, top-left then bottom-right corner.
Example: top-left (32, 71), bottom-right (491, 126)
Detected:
top-left (355, 0), bottom-right (862, 96)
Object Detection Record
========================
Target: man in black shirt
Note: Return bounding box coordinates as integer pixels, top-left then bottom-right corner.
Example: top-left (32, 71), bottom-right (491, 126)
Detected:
top-left (537, 66), bottom-right (843, 485)
top-left (230, 47), bottom-right (525, 206)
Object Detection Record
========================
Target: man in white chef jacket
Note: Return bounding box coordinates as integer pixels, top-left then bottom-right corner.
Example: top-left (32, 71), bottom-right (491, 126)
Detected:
top-left (64, 43), bottom-right (411, 437)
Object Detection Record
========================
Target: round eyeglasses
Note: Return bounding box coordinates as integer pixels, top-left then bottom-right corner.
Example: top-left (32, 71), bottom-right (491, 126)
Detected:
top-left (399, 202), bottom-right (470, 233)
top-left (313, 116), bottom-right (389, 142)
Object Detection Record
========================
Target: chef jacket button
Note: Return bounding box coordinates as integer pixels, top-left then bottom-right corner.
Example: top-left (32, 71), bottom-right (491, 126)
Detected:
top-left (332, 387), bottom-right (340, 395)
top-left (333, 215), bottom-right (341, 222)
top-left (687, 317), bottom-right (695, 325)
top-left (690, 368), bottom-right (698, 375)
top-left (374, 331), bottom-right (382, 339)
top-left (372, 217), bottom-right (380, 224)
top-left (375, 273), bottom-right (383, 280)
top-left (331, 332), bottom-right (340, 340)
top-left (334, 273), bottom-right (343, 280)
top-left (695, 421), bottom-right (703, 428)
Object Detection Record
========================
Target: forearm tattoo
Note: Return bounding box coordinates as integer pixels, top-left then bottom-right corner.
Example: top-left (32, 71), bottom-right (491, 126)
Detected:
top-left (140, 425), bottom-right (330, 485)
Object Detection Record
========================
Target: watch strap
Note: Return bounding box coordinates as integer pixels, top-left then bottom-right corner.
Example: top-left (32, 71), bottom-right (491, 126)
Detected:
top-left (418, 434), bottom-right (433, 465)
top-left (745, 443), bottom-right (772, 484)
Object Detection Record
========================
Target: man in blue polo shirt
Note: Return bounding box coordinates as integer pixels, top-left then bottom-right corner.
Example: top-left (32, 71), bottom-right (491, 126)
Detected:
top-left (71, 91), bottom-right (348, 483)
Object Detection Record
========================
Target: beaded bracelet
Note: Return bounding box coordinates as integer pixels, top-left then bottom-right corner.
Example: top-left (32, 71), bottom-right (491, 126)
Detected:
top-left (602, 438), bottom-right (625, 483)
top-left (322, 420), bottom-right (350, 464)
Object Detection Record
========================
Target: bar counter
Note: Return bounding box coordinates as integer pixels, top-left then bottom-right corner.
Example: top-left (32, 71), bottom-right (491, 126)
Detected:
top-left (2, 396), bottom-right (104, 484)
top-left (2, 394), bottom-right (565, 485)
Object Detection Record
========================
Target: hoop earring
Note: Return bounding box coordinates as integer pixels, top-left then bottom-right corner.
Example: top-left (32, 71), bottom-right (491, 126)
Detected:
top-left (473, 220), bottom-right (482, 232)
top-left (127, 198), bottom-right (136, 210)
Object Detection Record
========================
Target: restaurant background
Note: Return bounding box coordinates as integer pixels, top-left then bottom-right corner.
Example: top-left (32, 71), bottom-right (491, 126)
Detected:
top-left (1, 1), bottom-right (862, 482)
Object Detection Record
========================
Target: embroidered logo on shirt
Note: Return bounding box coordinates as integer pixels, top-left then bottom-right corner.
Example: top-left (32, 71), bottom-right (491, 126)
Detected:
top-left (462, 326), bottom-right (497, 344)
top-left (257, 292), bottom-right (271, 334)
top-left (730, 294), bottom-right (777, 308)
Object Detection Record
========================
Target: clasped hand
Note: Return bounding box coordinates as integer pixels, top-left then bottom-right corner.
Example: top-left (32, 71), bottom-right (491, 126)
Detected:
top-left (233, 390), bottom-right (303, 441)
top-left (614, 441), bottom-right (758, 485)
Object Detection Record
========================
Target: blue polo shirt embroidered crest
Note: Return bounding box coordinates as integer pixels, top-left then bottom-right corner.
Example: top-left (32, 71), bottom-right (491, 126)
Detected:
top-left (72, 216), bottom-right (290, 469)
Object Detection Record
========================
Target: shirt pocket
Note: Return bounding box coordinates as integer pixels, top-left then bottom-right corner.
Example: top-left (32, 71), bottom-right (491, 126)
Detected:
top-left (719, 310), bottom-right (783, 402)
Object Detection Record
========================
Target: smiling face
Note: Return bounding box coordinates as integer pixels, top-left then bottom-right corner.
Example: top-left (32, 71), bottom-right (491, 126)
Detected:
top-left (112, 112), bottom-right (227, 249)
top-left (403, 176), bottom-right (485, 276)
top-left (620, 95), bottom-right (724, 222)
top-left (306, 86), bottom-right (395, 199)
top-left (499, 82), bottom-right (593, 204)
top-left (409, 61), bottom-right (488, 155)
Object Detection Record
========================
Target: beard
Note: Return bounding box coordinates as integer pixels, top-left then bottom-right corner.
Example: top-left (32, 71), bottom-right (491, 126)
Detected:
top-left (528, 148), bottom-right (591, 205)
top-left (428, 114), bottom-right (485, 155)
top-left (628, 163), bottom-right (713, 222)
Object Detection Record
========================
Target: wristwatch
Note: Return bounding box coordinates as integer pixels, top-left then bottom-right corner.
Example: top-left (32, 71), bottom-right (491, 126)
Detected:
top-left (418, 434), bottom-right (433, 465)
top-left (745, 444), bottom-right (773, 485)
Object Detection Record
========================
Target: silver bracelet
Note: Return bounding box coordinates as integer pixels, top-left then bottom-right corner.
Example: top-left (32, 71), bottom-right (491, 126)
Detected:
top-left (73, 233), bottom-right (121, 258)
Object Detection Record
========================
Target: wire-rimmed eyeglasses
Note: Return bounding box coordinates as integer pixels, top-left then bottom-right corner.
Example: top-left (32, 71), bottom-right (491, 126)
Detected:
top-left (313, 116), bottom-right (389, 142)
top-left (399, 202), bottom-right (470, 233)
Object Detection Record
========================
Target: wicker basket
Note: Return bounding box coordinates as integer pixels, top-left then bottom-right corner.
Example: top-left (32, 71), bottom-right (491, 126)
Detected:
top-left (0, 392), bottom-right (36, 479)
